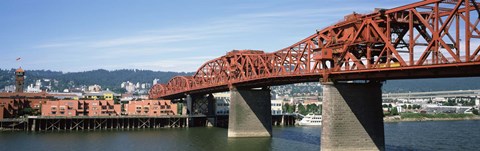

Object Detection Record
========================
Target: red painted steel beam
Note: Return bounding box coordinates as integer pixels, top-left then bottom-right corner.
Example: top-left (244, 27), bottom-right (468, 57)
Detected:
top-left (153, 0), bottom-right (480, 99)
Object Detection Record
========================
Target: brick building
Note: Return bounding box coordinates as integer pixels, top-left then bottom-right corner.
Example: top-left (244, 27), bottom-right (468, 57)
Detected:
top-left (0, 107), bottom-right (4, 120)
top-left (0, 68), bottom-right (54, 119)
top-left (41, 100), bottom-right (121, 117)
top-left (125, 100), bottom-right (177, 116)
top-left (0, 92), bottom-right (53, 119)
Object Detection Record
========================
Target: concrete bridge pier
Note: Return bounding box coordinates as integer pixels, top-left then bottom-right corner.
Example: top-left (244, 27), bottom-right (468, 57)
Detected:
top-left (228, 86), bottom-right (272, 137)
top-left (321, 81), bottom-right (384, 151)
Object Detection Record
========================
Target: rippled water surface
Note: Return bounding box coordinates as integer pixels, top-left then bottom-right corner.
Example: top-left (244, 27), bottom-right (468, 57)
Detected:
top-left (0, 120), bottom-right (479, 151)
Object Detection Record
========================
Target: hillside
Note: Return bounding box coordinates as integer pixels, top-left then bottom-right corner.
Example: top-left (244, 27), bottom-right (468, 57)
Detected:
top-left (383, 77), bottom-right (480, 92)
top-left (0, 69), bottom-right (192, 92)
top-left (1, 68), bottom-right (480, 93)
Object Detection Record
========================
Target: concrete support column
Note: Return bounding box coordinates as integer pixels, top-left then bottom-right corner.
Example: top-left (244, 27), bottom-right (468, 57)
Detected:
top-left (207, 94), bottom-right (216, 116)
top-left (321, 81), bottom-right (384, 151)
top-left (186, 95), bottom-right (193, 127)
top-left (228, 87), bottom-right (272, 137)
top-left (182, 102), bottom-right (187, 116)
top-left (31, 119), bottom-right (36, 132)
top-left (207, 94), bottom-right (216, 127)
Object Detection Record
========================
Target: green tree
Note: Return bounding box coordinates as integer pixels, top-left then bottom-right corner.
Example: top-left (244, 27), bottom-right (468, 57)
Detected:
top-left (306, 104), bottom-right (319, 113)
top-left (298, 103), bottom-right (307, 115)
top-left (283, 103), bottom-right (289, 113)
top-left (473, 108), bottom-right (479, 115)
top-left (177, 103), bottom-right (183, 115)
top-left (390, 107), bottom-right (399, 115)
top-left (407, 105), bottom-right (412, 109)
top-left (19, 107), bottom-right (34, 116)
top-left (284, 103), bottom-right (295, 113)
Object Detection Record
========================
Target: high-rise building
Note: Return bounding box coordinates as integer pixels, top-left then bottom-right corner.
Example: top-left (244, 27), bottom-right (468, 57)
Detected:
top-left (153, 78), bottom-right (159, 85)
top-left (125, 81), bottom-right (135, 93)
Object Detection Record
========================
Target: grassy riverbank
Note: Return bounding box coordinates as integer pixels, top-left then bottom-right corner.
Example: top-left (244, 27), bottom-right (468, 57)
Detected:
top-left (384, 113), bottom-right (480, 122)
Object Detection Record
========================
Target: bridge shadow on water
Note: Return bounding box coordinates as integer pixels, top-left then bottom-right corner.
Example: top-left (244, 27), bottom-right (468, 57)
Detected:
top-left (272, 126), bottom-right (320, 146)
top-left (385, 145), bottom-right (431, 151)
top-left (270, 126), bottom-right (430, 151)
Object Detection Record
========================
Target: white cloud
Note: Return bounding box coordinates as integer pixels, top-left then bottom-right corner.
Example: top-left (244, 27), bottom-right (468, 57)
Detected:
top-left (25, 0), bottom-right (420, 72)
top-left (105, 56), bottom-right (217, 72)
top-left (34, 42), bottom-right (84, 48)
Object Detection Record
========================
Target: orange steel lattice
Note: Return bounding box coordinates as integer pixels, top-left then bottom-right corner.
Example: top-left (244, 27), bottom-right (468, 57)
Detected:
top-left (150, 0), bottom-right (480, 99)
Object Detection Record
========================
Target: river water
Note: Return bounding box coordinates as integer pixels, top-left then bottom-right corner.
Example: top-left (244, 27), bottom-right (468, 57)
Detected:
top-left (0, 120), bottom-right (479, 151)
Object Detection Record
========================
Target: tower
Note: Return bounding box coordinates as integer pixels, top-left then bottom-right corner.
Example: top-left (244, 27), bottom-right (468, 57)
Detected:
top-left (15, 67), bottom-right (25, 93)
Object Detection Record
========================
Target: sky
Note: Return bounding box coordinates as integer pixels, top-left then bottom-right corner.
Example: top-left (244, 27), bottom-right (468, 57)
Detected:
top-left (0, 0), bottom-right (418, 73)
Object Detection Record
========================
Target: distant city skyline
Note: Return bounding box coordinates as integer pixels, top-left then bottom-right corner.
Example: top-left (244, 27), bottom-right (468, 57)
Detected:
top-left (0, 0), bottom-right (416, 72)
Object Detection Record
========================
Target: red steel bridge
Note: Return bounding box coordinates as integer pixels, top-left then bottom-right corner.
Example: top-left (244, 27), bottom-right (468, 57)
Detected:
top-left (150, 0), bottom-right (480, 100)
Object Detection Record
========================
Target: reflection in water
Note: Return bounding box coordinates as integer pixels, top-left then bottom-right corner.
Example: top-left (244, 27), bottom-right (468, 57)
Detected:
top-left (227, 137), bottom-right (272, 151)
top-left (0, 120), bottom-right (479, 151)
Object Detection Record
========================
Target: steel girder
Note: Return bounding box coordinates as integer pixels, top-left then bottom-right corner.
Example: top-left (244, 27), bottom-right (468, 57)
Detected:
top-left (150, 0), bottom-right (480, 99)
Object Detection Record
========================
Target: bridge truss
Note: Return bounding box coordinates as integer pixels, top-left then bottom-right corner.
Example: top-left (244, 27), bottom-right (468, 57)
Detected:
top-left (150, 0), bottom-right (480, 99)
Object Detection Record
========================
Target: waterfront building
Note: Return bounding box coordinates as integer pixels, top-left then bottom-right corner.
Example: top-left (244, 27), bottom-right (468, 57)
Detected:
top-left (0, 92), bottom-right (53, 119)
top-left (212, 92), bottom-right (286, 116)
top-left (0, 68), bottom-right (54, 119)
top-left (41, 100), bottom-right (121, 117)
top-left (0, 107), bottom-right (3, 120)
top-left (423, 105), bottom-right (473, 114)
top-left (124, 100), bottom-right (177, 116)
top-left (271, 99), bottom-right (283, 115)
top-left (213, 92), bottom-right (230, 115)
top-left (383, 90), bottom-right (480, 103)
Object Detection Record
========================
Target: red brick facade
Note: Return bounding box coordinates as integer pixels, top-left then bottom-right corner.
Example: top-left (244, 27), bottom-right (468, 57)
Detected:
top-left (42, 100), bottom-right (121, 117)
top-left (0, 106), bottom-right (4, 120)
top-left (0, 92), bottom-right (51, 119)
top-left (125, 100), bottom-right (177, 116)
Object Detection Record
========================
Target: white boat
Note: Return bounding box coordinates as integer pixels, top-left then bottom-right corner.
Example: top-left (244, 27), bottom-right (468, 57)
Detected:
top-left (298, 113), bottom-right (322, 126)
